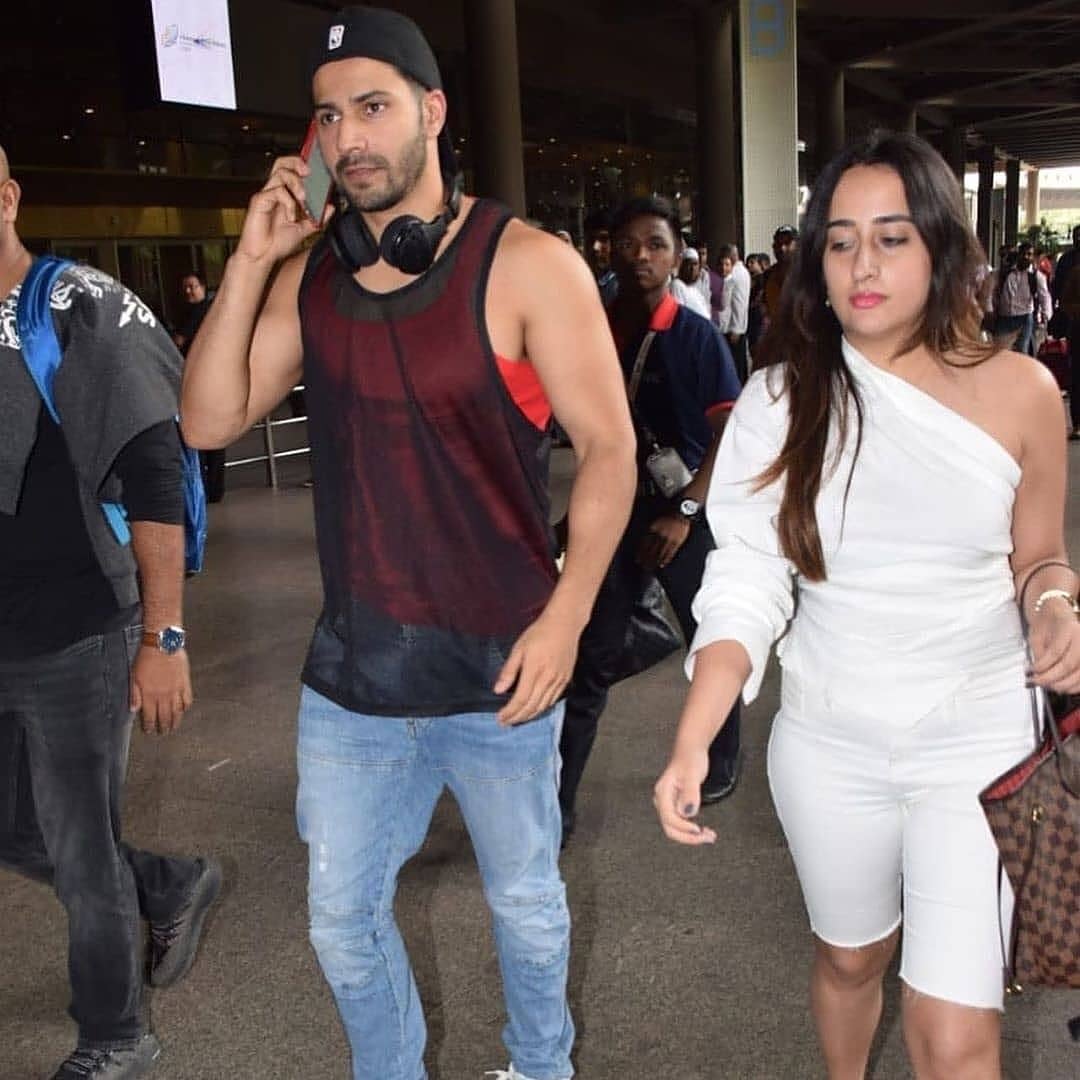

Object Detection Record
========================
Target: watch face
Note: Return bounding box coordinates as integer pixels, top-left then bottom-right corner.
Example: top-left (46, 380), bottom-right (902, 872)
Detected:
top-left (159, 626), bottom-right (186, 654)
top-left (679, 498), bottom-right (700, 517)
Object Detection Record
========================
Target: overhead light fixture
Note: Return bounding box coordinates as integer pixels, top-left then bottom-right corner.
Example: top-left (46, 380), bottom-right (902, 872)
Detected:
top-left (84, 107), bottom-right (95, 115)
top-left (62, 133), bottom-right (72, 141)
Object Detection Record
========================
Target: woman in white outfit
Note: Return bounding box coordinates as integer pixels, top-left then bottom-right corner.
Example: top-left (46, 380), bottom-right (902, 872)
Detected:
top-left (654, 132), bottom-right (1080, 1080)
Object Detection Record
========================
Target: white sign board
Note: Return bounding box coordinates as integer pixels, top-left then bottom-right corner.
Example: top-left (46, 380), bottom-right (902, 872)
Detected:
top-left (151, 0), bottom-right (237, 110)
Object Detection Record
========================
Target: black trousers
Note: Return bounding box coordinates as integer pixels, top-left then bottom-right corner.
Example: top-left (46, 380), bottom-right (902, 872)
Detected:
top-left (0, 625), bottom-right (200, 1046)
top-left (200, 449), bottom-right (226, 503)
top-left (1069, 319), bottom-right (1080, 431)
top-left (559, 497), bottom-right (740, 819)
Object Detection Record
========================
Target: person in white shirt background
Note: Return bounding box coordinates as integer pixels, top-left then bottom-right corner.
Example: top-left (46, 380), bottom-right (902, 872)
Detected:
top-left (714, 243), bottom-right (751, 382)
top-left (654, 131), bottom-right (1080, 1080)
top-left (991, 240), bottom-right (1052, 356)
top-left (670, 247), bottom-right (712, 320)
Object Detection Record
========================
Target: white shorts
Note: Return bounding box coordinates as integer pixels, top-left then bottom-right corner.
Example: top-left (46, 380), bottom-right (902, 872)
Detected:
top-left (767, 673), bottom-right (1035, 1010)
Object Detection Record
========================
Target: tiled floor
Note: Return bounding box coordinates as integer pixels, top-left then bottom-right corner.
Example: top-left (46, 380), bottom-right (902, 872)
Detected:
top-left (3, 446), bottom-right (1080, 1079)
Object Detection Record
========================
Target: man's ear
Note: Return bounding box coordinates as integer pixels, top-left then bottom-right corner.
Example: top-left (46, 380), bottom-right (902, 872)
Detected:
top-left (0, 178), bottom-right (21, 224)
top-left (423, 90), bottom-right (448, 140)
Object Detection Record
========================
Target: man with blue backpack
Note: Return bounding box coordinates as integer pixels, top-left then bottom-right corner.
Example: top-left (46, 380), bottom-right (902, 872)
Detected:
top-left (0, 147), bottom-right (219, 1080)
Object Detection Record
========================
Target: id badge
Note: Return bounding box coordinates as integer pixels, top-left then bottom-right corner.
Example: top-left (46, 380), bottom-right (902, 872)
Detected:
top-left (645, 446), bottom-right (693, 497)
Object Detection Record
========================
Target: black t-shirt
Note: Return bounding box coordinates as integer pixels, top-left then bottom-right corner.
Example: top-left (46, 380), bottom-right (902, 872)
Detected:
top-left (176, 297), bottom-right (212, 354)
top-left (0, 414), bottom-right (184, 659)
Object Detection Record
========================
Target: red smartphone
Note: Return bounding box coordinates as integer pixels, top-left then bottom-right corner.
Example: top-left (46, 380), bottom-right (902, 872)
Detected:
top-left (300, 119), bottom-right (334, 223)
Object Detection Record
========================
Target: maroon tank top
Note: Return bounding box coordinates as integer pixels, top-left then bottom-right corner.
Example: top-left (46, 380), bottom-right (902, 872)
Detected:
top-left (298, 199), bottom-right (557, 716)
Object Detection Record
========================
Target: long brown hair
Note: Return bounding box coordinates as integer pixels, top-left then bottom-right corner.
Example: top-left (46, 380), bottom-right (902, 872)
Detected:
top-left (755, 131), bottom-right (992, 581)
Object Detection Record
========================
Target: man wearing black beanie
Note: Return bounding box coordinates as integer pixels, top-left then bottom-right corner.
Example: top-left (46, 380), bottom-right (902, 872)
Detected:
top-left (181, 7), bottom-right (636, 1079)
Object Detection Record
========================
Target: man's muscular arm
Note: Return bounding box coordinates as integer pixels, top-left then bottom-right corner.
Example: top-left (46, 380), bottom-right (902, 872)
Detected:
top-left (490, 224), bottom-right (637, 725)
top-left (181, 155), bottom-right (318, 449)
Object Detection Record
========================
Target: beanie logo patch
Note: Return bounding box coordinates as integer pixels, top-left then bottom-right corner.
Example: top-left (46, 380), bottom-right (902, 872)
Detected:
top-left (328, 24), bottom-right (344, 50)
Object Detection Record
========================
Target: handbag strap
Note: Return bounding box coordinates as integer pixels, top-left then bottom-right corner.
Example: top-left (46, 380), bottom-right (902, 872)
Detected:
top-left (995, 862), bottom-right (1016, 993)
top-left (1017, 559), bottom-right (1076, 748)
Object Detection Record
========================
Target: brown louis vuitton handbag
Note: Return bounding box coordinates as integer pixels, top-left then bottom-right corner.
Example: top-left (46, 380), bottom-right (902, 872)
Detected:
top-left (979, 693), bottom-right (1080, 991)
top-left (978, 563), bottom-right (1080, 994)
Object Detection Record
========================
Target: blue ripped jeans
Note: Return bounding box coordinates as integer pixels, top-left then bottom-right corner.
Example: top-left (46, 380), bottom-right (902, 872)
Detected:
top-left (296, 687), bottom-right (574, 1080)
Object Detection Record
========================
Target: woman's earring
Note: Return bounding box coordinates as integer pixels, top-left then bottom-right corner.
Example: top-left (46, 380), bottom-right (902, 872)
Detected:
top-left (824, 297), bottom-right (832, 308)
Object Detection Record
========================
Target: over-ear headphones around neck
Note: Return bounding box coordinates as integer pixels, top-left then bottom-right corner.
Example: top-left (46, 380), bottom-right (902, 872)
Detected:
top-left (328, 176), bottom-right (463, 276)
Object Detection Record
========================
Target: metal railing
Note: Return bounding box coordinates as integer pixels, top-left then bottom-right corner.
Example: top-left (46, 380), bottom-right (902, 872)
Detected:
top-left (224, 386), bottom-right (310, 488)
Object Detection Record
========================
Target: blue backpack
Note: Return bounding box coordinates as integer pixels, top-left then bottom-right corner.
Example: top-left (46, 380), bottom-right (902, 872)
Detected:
top-left (16, 256), bottom-right (208, 574)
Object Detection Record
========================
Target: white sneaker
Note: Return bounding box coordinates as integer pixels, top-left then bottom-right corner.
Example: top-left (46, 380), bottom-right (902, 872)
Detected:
top-left (485, 1068), bottom-right (571, 1080)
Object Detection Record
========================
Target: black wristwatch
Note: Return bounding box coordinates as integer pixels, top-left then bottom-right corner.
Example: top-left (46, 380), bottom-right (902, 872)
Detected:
top-left (142, 626), bottom-right (187, 655)
top-left (676, 496), bottom-right (702, 520)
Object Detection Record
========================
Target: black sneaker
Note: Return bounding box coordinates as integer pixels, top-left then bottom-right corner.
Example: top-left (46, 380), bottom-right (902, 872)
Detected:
top-left (560, 809), bottom-right (576, 850)
top-left (51, 1034), bottom-right (161, 1079)
top-left (148, 857), bottom-right (222, 988)
top-left (700, 751), bottom-right (741, 805)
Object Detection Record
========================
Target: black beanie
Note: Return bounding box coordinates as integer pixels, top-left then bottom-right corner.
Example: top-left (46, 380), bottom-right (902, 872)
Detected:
top-left (309, 6), bottom-right (443, 90)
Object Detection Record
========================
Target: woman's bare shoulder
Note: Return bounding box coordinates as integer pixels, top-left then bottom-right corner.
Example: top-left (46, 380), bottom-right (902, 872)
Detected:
top-left (982, 347), bottom-right (1060, 399)
top-left (975, 348), bottom-right (1065, 445)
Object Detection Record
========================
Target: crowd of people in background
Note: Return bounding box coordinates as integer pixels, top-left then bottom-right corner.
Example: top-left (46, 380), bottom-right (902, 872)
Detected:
top-left (558, 211), bottom-right (797, 384)
top-left (556, 210), bottom-right (1080, 450)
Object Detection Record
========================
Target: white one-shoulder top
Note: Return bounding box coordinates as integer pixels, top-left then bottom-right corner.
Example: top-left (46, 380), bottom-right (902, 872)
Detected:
top-left (688, 338), bottom-right (1026, 723)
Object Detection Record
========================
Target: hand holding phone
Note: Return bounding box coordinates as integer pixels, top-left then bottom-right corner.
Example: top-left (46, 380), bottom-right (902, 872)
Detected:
top-left (233, 123), bottom-right (327, 265)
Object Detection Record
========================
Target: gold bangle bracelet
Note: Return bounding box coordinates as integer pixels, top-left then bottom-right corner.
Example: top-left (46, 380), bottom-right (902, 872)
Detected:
top-left (1034, 588), bottom-right (1079, 615)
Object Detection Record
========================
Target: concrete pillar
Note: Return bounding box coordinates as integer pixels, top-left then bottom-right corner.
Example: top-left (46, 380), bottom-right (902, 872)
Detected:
top-left (816, 67), bottom-right (845, 173)
top-left (1026, 167), bottom-right (1041, 230)
top-left (739, 0), bottom-right (799, 255)
top-left (977, 145), bottom-right (995, 260)
top-left (463, 0), bottom-right (527, 218)
top-left (1004, 158), bottom-right (1020, 247)
top-left (944, 127), bottom-right (966, 183)
top-left (696, 4), bottom-right (738, 252)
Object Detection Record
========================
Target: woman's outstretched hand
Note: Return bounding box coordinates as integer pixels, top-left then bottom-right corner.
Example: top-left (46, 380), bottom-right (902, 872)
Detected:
top-left (653, 747), bottom-right (717, 846)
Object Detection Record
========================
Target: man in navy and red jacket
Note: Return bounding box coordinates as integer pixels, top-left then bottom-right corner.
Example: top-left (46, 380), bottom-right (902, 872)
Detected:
top-left (559, 195), bottom-right (744, 845)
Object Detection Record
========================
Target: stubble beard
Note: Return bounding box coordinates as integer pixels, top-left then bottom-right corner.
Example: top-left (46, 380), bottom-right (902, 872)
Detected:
top-left (340, 128), bottom-right (429, 214)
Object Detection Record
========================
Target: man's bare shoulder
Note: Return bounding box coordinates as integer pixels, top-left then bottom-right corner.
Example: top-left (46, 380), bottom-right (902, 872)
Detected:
top-left (494, 219), bottom-right (597, 294)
